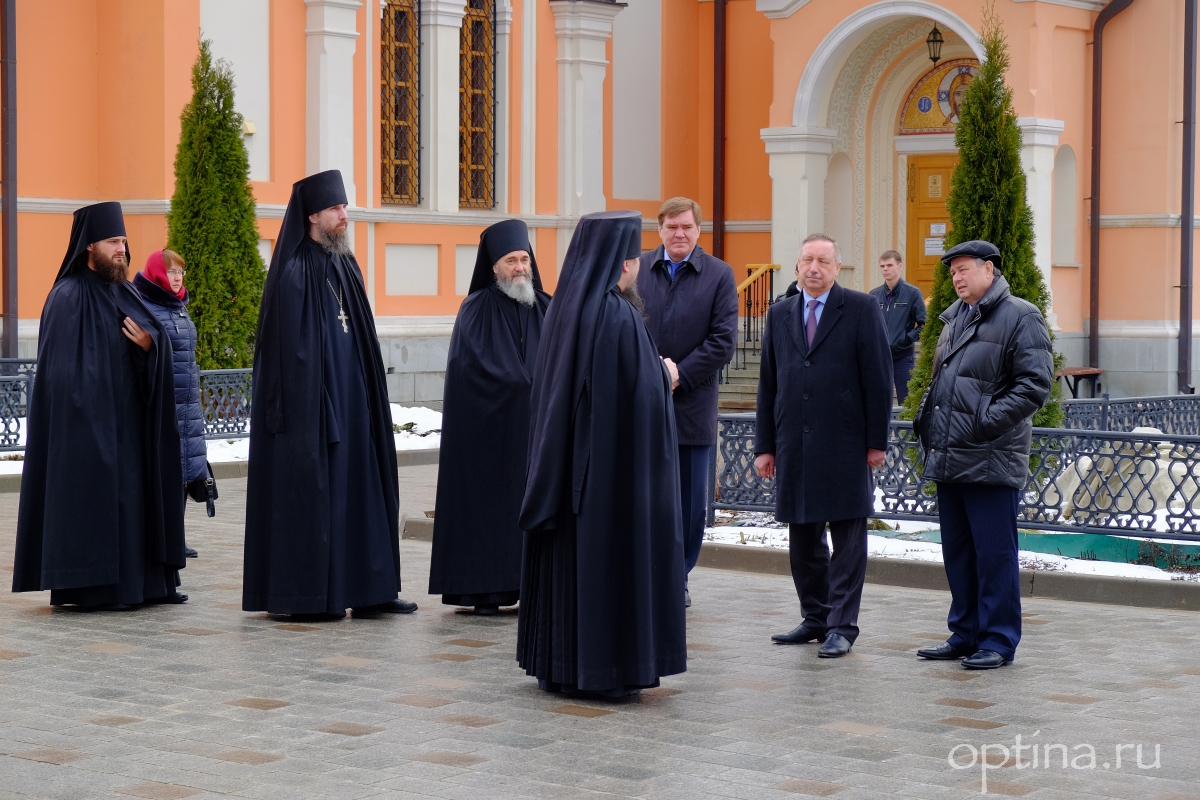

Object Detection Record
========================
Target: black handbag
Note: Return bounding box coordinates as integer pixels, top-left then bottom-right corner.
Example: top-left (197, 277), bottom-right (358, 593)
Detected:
top-left (186, 461), bottom-right (219, 517)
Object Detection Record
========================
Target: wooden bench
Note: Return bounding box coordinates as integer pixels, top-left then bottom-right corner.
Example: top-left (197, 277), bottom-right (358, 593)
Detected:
top-left (1056, 366), bottom-right (1104, 399)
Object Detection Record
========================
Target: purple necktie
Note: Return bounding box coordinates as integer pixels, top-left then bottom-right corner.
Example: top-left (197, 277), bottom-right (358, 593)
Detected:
top-left (806, 298), bottom-right (820, 347)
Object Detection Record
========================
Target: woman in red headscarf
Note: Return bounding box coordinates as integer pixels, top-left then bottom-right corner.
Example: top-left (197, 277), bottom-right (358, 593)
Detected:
top-left (134, 249), bottom-right (208, 559)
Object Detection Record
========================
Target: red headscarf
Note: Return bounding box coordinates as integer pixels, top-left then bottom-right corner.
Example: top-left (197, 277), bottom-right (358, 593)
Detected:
top-left (144, 249), bottom-right (185, 300)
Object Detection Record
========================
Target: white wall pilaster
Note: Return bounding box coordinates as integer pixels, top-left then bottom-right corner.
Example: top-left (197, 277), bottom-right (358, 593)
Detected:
top-left (762, 126), bottom-right (838, 294)
top-left (420, 0), bottom-right (467, 212)
top-left (550, 0), bottom-right (622, 218)
top-left (305, 0), bottom-right (362, 203)
top-left (495, 2), bottom-right (513, 213)
top-left (1017, 117), bottom-right (1065, 327)
top-left (519, 0), bottom-right (538, 214)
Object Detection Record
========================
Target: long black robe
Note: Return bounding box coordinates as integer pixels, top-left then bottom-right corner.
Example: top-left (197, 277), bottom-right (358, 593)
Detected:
top-left (13, 265), bottom-right (185, 604)
top-left (429, 283), bottom-right (549, 606)
top-left (243, 234), bottom-right (400, 614)
top-left (517, 211), bottom-right (686, 694)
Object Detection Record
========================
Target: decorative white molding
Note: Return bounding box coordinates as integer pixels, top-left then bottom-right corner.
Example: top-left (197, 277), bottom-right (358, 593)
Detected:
top-left (419, 0), bottom-right (467, 212)
top-left (792, 2), bottom-right (983, 128)
top-left (496, 0), bottom-right (513, 34)
top-left (305, 0), bottom-right (362, 203)
top-left (1016, 117), bottom-right (1066, 147)
top-left (375, 315), bottom-right (458, 337)
top-left (760, 126), bottom-right (838, 155)
top-left (755, 0), bottom-right (814, 20)
top-left (1095, 214), bottom-right (1200, 229)
top-left (551, 0), bottom-right (623, 217)
top-left (1010, 0), bottom-right (1109, 11)
top-left (519, 0), bottom-right (538, 214)
top-left (419, 0), bottom-right (467, 28)
top-left (1097, 320), bottom-right (1197, 339)
top-left (893, 133), bottom-right (957, 154)
top-left (639, 218), bottom-right (771, 233)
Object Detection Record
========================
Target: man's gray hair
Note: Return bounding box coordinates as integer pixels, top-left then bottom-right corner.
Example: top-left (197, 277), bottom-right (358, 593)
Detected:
top-left (799, 232), bottom-right (842, 263)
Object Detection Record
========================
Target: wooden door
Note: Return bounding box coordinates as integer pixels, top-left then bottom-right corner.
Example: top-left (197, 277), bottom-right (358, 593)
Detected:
top-left (905, 154), bottom-right (958, 296)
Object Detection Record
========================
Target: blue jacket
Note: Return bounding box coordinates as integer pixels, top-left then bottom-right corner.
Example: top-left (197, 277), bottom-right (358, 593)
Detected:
top-left (133, 273), bottom-right (207, 483)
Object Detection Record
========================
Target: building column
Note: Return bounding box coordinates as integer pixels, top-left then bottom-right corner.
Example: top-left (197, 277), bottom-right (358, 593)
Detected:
top-left (494, 1), bottom-right (513, 213)
top-left (305, 0), bottom-right (362, 204)
top-left (1017, 117), bottom-right (1065, 327)
top-left (550, 0), bottom-right (621, 218)
top-left (420, 0), bottom-right (467, 212)
top-left (761, 126), bottom-right (838, 295)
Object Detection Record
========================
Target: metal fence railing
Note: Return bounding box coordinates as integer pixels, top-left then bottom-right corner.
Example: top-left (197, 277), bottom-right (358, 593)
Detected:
top-left (1062, 393), bottom-right (1200, 435)
top-left (709, 412), bottom-right (1200, 543)
top-left (0, 366), bottom-right (252, 452)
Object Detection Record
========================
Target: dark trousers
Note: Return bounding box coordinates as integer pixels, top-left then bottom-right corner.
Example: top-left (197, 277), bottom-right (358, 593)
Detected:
top-left (892, 353), bottom-right (915, 404)
top-left (936, 482), bottom-right (1022, 661)
top-left (787, 517), bottom-right (867, 642)
top-left (679, 444), bottom-right (712, 577)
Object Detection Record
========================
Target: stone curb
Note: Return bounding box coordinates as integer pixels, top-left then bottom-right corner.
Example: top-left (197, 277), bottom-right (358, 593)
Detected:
top-left (696, 541), bottom-right (1200, 612)
top-left (0, 448), bottom-right (441, 493)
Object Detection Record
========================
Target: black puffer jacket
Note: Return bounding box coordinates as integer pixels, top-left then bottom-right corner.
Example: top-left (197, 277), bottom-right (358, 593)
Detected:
top-left (133, 273), bottom-right (208, 484)
top-left (914, 275), bottom-right (1054, 488)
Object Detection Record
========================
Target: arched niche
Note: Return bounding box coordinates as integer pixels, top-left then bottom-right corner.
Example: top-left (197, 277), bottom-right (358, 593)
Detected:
top-left (1053, 145), bottom-right (1078, 266)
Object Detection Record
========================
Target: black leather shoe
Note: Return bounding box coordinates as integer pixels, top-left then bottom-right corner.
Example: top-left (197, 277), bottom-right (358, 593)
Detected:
top-left (353, 599), bottom-right (418, 615)
top-left (962, 650), bottom-right (1010, 670)
top-left (474, 604), bottom-right (499, 616)
top-left (184, 546), bottom-right (198, 558)
top-left (292, 611), bottom-right (347, 621)
top-left (144, 592), bottom-right (189, 605)
top-left (771, 624), bottom-right (826, 644)
top-left (917, 641), bottom-right (977, 660)
top-left (818, 633), bottom-right (852, 658)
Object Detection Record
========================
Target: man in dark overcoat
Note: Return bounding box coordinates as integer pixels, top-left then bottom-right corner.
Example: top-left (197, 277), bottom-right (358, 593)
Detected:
top-left (637, 197), bottom-right (738, 608)
top-left (754, 232), bottom-right (891, 658)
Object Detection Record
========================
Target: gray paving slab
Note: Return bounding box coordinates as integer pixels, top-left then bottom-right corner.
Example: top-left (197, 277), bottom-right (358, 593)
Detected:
top-left (0, 466), bottom-right (1198, 798)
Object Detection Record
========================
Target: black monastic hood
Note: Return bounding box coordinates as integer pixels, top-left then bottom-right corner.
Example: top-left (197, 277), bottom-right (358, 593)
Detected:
top-left (469, 219), bottom-right (544, 295)
top-left (57, 202), bottom-right (127, 282)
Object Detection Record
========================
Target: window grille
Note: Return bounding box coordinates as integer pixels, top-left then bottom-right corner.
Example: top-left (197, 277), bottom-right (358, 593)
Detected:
top-left (381, 0), bottom-right (420, 205)
top-left (459, 0), bottom-right (495, 208)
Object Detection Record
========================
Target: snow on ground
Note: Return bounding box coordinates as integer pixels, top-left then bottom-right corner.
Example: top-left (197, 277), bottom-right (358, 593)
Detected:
top-left (0, 406), bottom-right (443, 470)
top-left (703, 521), bottom-right (1199, 582)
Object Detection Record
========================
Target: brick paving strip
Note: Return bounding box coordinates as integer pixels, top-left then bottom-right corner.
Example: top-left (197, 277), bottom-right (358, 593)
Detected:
top-left (0, 469), bottom-right (1198, 799)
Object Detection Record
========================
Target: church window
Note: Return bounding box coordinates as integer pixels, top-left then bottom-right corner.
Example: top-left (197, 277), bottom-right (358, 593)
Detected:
top-left (381, 0), bottom-right (420, 206)
top-left (459, 0), bottom-right (495, 209)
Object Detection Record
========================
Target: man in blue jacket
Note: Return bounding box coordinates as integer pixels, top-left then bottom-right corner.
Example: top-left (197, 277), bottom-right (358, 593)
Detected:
top-left (868, 251), bottom-right (925, 404)
top-left (637, 197), bottom-right (738, 608)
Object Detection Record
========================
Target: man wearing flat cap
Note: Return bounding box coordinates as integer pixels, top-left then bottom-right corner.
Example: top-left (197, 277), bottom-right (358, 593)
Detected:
top-left (243, 170), bottom-right (417, 620)
top-left (913, 240), bottom-right (1053, 670)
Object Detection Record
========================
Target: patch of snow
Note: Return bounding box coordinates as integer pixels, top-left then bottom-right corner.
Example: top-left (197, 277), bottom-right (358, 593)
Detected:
top-left (704, 524), bottom-right (1197, 582)
top-left (390, 404), bottom-right (441, 450)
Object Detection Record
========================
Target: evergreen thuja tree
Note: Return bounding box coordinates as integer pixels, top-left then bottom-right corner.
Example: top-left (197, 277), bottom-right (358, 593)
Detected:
top-left (901, 4), bottom-right (1063, 427)
top-left (167, 40), bottom-right (265, 369)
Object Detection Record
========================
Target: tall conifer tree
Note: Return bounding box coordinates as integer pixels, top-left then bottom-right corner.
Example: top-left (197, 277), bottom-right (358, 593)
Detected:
top-left (167, 40), bottom-right (265, 369)
top-left (902, 4), bottom-right (1063, 426)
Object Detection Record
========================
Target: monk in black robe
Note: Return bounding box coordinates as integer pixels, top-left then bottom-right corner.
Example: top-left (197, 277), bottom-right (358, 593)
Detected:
top-left (429, 220), bottom-right (550, 614)
top-left (13, 202), bottom-right (187, 610)
top-left (243, 170), bottom-right (416, 620)
top-left (518, 210), bottom-right (686, 698)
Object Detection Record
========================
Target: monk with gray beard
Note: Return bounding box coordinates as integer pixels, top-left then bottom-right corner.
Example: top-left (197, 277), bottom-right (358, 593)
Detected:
top-left (429, 220), bottom-right (551, 614)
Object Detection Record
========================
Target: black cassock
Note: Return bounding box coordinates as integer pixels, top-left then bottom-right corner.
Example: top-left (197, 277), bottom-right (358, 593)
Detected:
top-left (243, 173), bottom-right (400, 615)
top-left (13, 202), bottom-right (185, 605)
top-left (429, 220), bottom-right (550, 608)
top-left (518, 210), bottom-right (686, 695)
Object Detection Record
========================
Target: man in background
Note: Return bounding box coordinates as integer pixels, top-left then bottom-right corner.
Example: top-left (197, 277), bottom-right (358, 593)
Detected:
top-left (869, 250), bottom-right (925, 404)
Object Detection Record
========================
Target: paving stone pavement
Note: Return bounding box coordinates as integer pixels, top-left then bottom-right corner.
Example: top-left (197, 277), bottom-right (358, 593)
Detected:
top-left (1, 466), bottom-right (1199, 799)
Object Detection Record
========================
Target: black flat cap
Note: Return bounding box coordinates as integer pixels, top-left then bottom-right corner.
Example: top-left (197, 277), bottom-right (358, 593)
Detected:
top-left (941, 239), bottom-right (1001, 271)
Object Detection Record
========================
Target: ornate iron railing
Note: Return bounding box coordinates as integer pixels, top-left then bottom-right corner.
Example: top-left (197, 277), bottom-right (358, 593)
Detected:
top-left (381, 0), bottom-right (421, 205)
top-left (709, 412), bottom-right (1200, 543)
top-left (0, 367), bottom-right (252, 451)
top-left (199, 369), bottom-right (253, 439)
top-left (459, 0), bottom-right (495, 208)
top-left (1062, 393), bottom-right (1200, 435)
top-left (719, 264), bottom-right (779, 384)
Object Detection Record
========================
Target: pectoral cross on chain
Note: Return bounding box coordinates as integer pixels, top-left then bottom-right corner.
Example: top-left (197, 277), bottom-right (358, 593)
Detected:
top-left (337, 308), bottom-right (349, 333)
